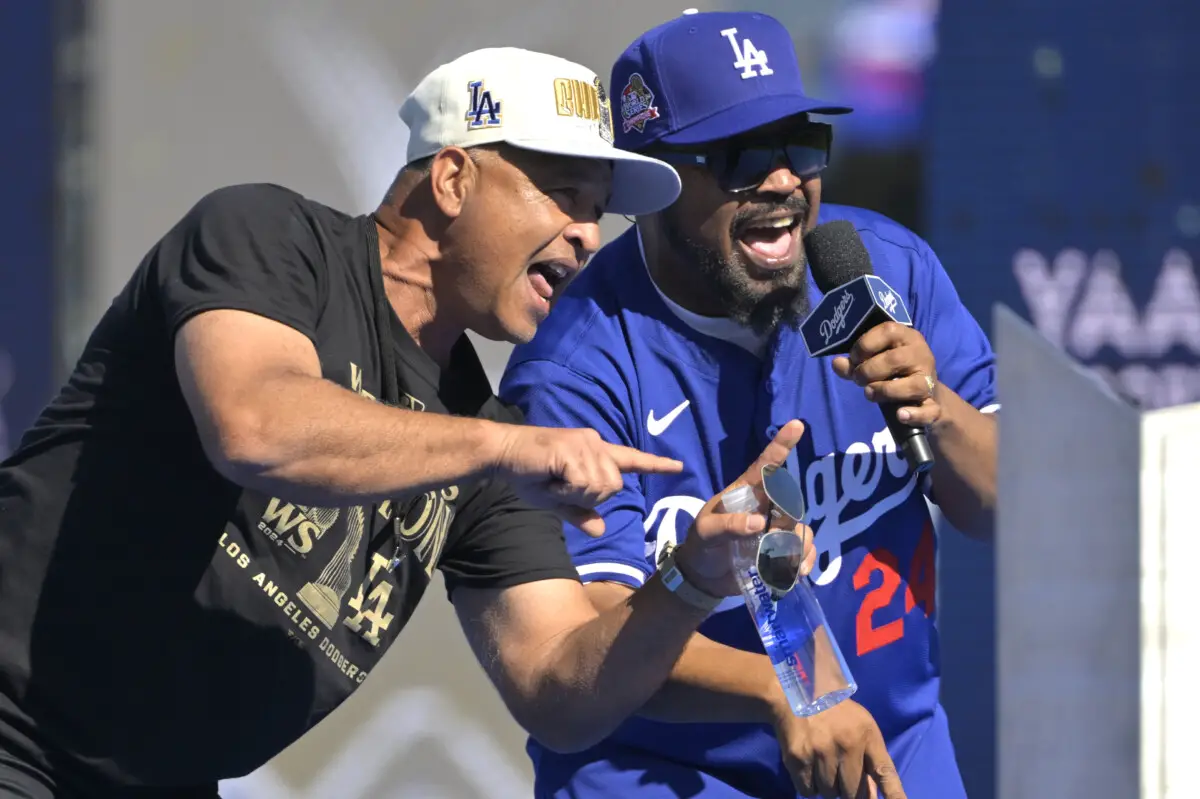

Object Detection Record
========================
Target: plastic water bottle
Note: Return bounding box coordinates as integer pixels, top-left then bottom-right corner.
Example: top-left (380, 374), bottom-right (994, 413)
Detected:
top-left (722, 485), bottom-right (857, 717)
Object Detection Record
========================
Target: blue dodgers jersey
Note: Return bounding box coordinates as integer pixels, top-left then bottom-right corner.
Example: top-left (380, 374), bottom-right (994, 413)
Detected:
top-left (500, 205), bottom-right (994, 799)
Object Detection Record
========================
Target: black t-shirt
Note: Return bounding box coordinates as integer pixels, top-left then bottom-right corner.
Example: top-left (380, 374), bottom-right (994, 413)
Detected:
top-left (0, 183), bottom-right (577, 791)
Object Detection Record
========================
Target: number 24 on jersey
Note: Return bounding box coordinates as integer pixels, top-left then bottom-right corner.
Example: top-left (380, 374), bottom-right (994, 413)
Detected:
top-left (852, 520), bottom-right (936, 657)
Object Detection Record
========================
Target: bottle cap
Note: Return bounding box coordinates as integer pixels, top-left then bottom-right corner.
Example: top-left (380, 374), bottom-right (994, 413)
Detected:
top-left (720, 485), bottom-right (759, 514)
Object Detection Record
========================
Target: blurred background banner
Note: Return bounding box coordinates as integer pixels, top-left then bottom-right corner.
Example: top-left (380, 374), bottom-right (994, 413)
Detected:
top-left (927, 3), bottom-right (1200, 796)
top-left (0, 3), bottom-right (56, 460)
top-left (930, 0), bottom-right (1200, 412)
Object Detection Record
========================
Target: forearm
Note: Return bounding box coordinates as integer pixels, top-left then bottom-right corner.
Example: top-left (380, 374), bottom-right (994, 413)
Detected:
top-left (584, 582), bottom-right (780, 724)
top-left (525, 574), bottom-right (713, 751)
top-left (211, 372), bottom-right (503, 505)
top-left (638, 634), bottom-right (782, 723)
top-left (928, 386), bottom-right (997, 539)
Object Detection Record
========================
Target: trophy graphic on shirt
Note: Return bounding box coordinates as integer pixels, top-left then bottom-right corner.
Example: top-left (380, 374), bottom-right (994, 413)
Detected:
top-left (298, 505), bottom-right (367, 628)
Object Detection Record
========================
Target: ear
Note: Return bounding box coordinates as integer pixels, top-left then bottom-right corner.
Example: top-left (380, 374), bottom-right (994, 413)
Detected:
top-left (428, 147), bottom-right (476, 219)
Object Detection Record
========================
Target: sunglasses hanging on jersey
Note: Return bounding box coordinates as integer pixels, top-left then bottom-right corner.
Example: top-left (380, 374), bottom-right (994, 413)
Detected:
top-left (650, 122), bottom-right (832, 194)
top-left (757, 463), bottom-right (809, 601)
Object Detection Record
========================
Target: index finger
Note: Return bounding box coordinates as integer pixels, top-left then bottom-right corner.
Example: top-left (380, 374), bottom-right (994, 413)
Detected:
top-left (604, 443), bottom-right (684, 475)
top-left (849, 321), bottom-right (914, 366)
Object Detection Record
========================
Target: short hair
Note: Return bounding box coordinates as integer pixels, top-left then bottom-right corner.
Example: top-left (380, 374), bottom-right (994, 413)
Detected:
top-left (403, 154), bottom-right (435, 178)
top-left (383, 147), bottom-right (494, 205)
top-left (403, 145), bottom-right (495, 180)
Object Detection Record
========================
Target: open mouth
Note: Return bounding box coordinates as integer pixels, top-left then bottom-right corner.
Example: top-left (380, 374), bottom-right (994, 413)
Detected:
top-left (736, 214), bottom-right (802, 270)
top-left (526, 260), bottom-right (575, 308)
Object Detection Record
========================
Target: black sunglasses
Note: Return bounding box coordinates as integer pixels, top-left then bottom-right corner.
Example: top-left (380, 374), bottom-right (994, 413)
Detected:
top-left (650, 123), bottom-right (832, 194)
top-left (756, 463), bottom-right (809, 600)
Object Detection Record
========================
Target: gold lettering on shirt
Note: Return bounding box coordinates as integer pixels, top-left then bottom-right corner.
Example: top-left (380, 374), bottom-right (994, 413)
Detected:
top-left (318, 635), bottom-right (370, 684)
top-left (396, 485), bottom-right (458, 578)
top-left (343, 552), bottom-right (396, 647)
top-left (212, 534), bottom-right (326, 641)
top-left (217, 531), bottom-right (253, 569)
top-left (257, 500), bottom-right (340, 556)
top-left (350, 362), bottom-right (376, 401)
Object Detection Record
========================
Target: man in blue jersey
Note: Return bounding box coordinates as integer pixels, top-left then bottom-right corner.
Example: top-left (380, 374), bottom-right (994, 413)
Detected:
top-left (500, 10), bottom-right (998, 799)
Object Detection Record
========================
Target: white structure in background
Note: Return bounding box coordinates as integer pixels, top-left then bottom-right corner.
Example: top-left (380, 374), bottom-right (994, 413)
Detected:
top-left (994, 305), bottom-right (1200, 799)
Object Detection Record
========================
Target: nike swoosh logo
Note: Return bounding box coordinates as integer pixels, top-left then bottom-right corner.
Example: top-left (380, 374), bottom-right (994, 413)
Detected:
top-left (646, 400), bottom-right (691, 436)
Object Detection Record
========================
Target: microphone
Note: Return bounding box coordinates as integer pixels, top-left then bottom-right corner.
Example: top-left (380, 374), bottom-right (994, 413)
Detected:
top-left (799, 220), bottom-right (935, 473)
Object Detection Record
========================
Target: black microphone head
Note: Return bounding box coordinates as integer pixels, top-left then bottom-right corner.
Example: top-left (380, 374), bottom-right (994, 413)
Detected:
top-left (805, 220), bottom-right (874, 293)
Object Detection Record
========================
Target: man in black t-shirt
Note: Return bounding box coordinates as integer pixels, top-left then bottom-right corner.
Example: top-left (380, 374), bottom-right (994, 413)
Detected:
top-left (0, 47), bottom-right (815, 798)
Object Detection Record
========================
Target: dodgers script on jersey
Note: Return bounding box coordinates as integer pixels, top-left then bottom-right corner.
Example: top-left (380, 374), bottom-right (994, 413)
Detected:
top-left (501, 205), bottom-right (997, 799)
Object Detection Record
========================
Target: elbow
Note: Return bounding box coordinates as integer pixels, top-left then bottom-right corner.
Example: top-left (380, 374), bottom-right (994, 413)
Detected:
top-left (966, 486), bottom-right (998, 540)
top-left (201, 406), bottom-right (279, 486)
top-left (946, 504), bottom-right (995, 542)
top-left (524, 714), bottom-right (607, 755)
top-left (495, 605), bottom-right (628, 755)
top-left (504, 676), bottom-right (614, 755)
top-left (966, 511), bottom-right (996, 542)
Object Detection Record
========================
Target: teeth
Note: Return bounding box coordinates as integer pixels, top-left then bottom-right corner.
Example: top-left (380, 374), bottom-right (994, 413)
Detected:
top-left (742, 216), bottom-right (795, 234)
top-left (544, 263), bottom-right (569, 279)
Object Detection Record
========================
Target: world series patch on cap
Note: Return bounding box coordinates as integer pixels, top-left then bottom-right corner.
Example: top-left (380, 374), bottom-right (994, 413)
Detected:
top-left (611, 10), bottom-right (853, 152)
top-left (400, 47), bottom-right (681, 216)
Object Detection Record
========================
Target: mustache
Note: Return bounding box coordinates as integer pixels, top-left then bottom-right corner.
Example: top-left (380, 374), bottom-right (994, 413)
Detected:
top-left (731, 197), bottom-right (810, 233)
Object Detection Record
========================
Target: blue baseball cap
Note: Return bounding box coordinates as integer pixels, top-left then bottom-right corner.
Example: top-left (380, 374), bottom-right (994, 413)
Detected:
top-left (611, 10), bottom-right (852, 152)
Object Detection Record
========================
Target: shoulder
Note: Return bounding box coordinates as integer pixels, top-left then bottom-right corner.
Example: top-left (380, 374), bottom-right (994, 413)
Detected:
top-left (175, 183), bottom-right (341, 247)
top-left (148, 184), bottom-right (345, 333)
top-left (508, 228), bottom-right (643, 375)
top-left (185, 183), bottom-right (309, 219)
top-left (818, 203), bottom-right (934, 259)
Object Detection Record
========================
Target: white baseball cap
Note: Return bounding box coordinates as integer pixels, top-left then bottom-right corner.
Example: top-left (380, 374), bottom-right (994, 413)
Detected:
top-left (399, 47), bottom-right (681, 216)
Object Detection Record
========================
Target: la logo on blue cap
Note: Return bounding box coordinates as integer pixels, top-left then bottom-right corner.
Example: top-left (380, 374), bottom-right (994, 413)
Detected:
top-left (720, 27), bottom-right (774, 79)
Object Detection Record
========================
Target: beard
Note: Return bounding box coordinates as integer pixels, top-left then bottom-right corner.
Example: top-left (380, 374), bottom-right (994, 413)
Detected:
top-left (658, 202), bottom-right (811, 337)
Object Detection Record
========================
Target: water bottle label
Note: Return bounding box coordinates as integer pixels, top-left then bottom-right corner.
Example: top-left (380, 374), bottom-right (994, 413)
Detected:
top-left (743, 567), bottom-right (812, 686)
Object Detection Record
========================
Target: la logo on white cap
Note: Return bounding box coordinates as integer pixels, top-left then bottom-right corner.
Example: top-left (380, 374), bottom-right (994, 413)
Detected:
top-left (466, 80), bottom-right (503, 130)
